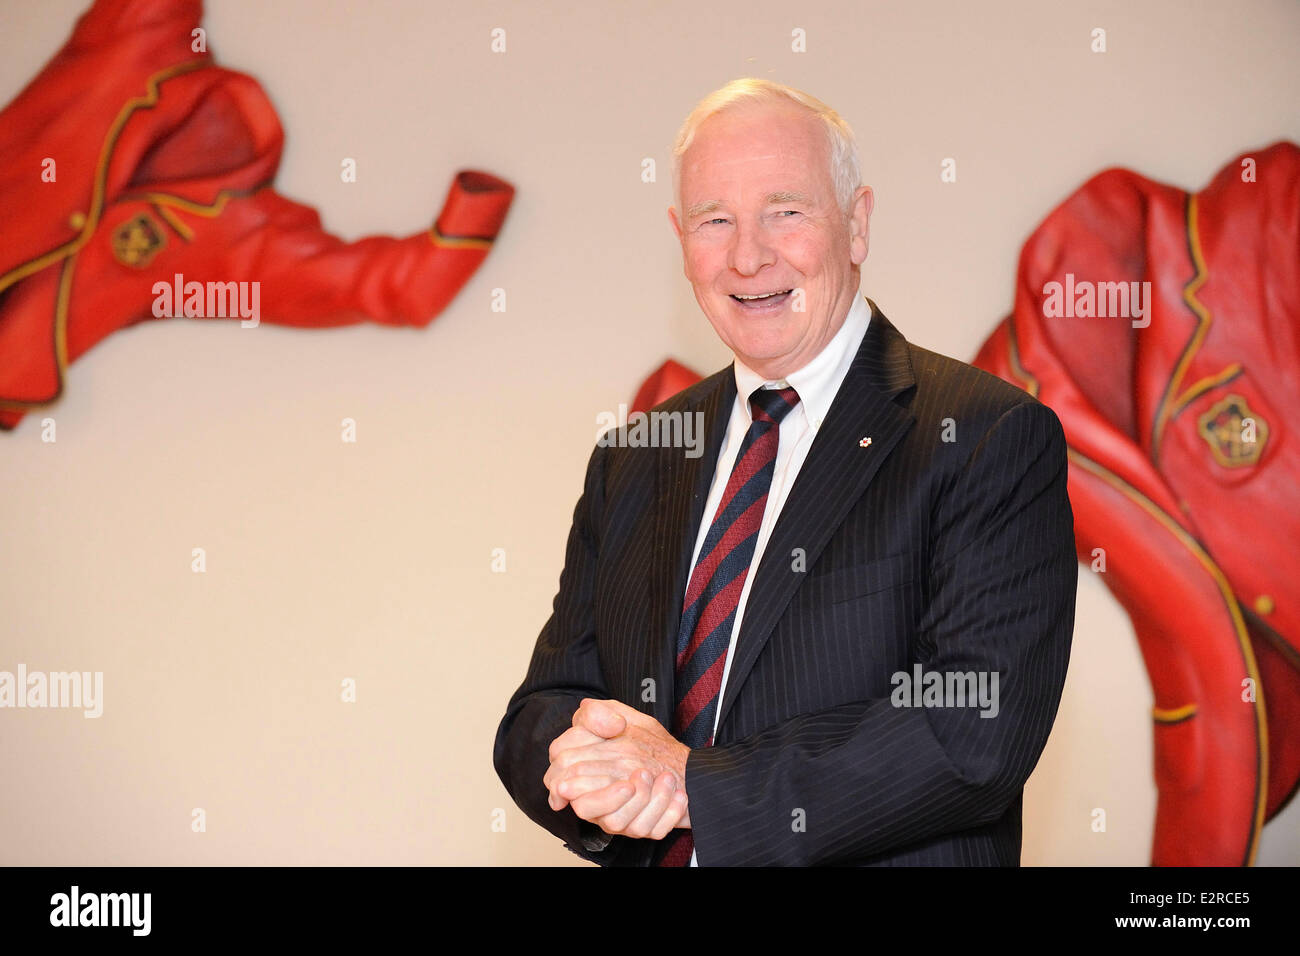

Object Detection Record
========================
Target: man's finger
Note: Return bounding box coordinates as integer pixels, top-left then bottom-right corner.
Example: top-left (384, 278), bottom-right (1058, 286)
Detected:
top-left (574, 698), bottom-right (628, 738)
top-left (625, 772), bottom-right (678, 838)
top-left (581, 697), bottom-right (661, 730)
top-left (543, 743), bottom-right (598, 806)
top-left (546, 763), bottom-right (620, 811)
top-left (554, 759), bottom-right (634, 784)
top-left (547, 740), bottom-right (622, 777)
top-left (547, 725), bottom-right (604, 764)
top-left (649, 789), bottom-right (690, 840)
top-left (594, 770), bottom-right (655, 834)
top-left (555, 775), bottom-right (618, 801)
top-left (569, 778), bottom-right (638, 822)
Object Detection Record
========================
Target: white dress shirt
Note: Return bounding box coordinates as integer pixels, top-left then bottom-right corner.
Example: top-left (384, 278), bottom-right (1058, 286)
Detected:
top-left (685, 291), bottom-right (872, 865)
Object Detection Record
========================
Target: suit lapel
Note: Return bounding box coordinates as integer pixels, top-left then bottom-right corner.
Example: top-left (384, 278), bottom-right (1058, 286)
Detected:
top-left (714, 298), bottom-right (918, 732)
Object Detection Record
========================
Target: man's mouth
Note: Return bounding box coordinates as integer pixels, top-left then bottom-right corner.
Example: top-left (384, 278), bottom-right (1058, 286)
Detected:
top-left (730, 289), bottom-right (793, 310)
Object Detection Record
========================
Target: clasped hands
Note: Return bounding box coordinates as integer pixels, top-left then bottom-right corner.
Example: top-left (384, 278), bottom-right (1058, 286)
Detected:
top-left (544, 698), bottom-right (691, 839)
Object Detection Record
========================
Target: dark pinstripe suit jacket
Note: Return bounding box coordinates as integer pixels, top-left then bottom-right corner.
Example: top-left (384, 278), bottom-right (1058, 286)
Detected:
top-left (494, 298), bottom-right (1077, 865)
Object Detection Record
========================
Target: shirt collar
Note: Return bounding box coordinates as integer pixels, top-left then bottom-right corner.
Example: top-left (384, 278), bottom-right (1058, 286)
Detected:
top-left (732, 292), bottom-right (872, 432)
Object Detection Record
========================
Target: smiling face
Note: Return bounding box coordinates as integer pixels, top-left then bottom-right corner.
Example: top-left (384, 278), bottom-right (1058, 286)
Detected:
top-left (669, 99), bottom-right (873, 380)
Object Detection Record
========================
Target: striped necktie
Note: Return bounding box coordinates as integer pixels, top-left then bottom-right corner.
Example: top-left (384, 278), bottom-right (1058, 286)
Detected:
top-left (657, 384), bottom-right (801, 866)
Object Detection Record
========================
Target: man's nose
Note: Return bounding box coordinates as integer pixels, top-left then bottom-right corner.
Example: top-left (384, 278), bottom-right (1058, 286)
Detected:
top-left (727, 218), bottom-right (777, 276)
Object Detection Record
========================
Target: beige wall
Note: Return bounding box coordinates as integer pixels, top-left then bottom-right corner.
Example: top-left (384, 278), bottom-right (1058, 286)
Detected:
top-left (1, 0), bottom-right (1297, 865)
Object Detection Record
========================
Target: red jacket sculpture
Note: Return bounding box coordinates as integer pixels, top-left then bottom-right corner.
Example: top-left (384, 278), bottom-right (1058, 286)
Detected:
top-left (974, 141), bottom-right (1300, 866)
top-left (0, 0), bottom-right (514, 430)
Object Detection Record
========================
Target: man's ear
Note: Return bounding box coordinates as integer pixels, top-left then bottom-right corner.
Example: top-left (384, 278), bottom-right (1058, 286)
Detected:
top-left (667, 205), bottom-right (683, 242)
top-left (667, 206), bottom-right (690, 278)
top-left (849, 185), bottom-right (873, 265)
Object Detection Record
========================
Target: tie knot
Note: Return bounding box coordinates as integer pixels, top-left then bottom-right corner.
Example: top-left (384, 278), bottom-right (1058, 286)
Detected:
top-left (749, 385), bottom-right (801, 425)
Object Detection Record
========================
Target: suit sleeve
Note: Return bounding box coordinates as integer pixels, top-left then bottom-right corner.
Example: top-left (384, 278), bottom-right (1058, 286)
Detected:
top-left (492, 440), bottom-right (641, 865)
top-left (685, 399), bottom-right (1077, 865)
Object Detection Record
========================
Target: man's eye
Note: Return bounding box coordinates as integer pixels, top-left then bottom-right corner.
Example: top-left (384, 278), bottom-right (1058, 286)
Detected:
top-left (776, 209), bottom-right (800, 217)
top-left (705, 218), bottom-right (730, 225)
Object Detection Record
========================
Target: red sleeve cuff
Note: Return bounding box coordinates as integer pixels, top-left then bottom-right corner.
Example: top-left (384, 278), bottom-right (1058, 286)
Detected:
top-left (434, 169), bottom-right (515, 241)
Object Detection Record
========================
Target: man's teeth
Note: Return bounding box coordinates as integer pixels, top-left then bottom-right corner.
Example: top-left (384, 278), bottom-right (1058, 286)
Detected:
top-left (733, 290), bottom-right (791, 300)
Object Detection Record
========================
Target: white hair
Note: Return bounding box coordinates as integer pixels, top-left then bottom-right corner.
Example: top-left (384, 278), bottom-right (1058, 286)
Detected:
top-left (671, 78), bottom-right (862, 218)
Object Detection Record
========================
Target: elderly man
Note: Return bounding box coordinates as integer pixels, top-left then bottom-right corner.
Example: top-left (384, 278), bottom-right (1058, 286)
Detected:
top-left (494, 78), bottom-right (1076, 866)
